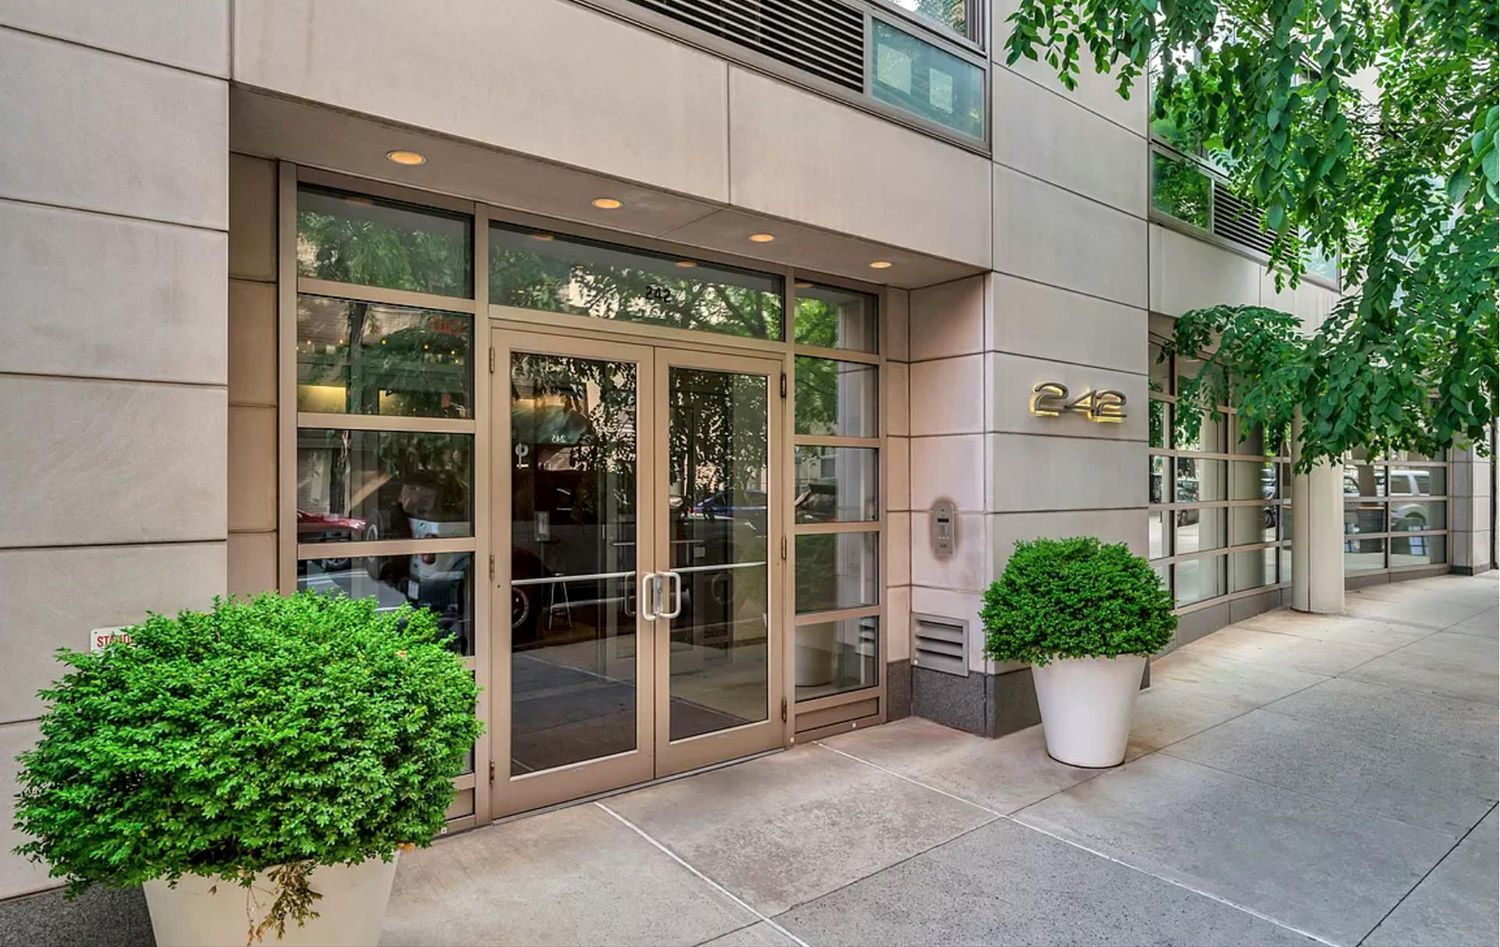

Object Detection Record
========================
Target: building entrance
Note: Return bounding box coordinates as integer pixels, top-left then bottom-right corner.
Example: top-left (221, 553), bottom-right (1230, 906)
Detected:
top-left (491, 329), bottom-right (786, 815)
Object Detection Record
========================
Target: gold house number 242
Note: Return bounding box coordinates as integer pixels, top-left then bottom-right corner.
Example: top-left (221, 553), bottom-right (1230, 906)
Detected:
top-left (1029, 382), bottom-right (1127, 423)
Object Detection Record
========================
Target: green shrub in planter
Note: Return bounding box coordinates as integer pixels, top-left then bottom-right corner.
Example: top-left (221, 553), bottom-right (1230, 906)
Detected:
top-left (982, 537), bottom-right (1176, 665)
top-left (12, 592), bottom-right (481, 938)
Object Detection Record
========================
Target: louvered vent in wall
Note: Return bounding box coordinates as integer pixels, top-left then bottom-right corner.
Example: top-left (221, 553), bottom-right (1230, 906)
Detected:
top-left (628, 0), bottom-right (866, 92)
top-left (1212, 181), bottom-right (1277, 255)
top-left (912, 613), bottom-right (969, 677)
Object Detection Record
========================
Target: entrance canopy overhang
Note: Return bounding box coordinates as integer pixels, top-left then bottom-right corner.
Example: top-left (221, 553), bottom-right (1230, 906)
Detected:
top-left (229, 86), bottom-right (984, 290)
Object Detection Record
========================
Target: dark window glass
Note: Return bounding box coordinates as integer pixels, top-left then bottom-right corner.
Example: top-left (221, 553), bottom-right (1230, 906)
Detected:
top-left (489, 224), bottom-right (783, 340)
top-left (297, 186), bottom-right (472, 297)
top-left (871, 20), bottom-right (985, 139)
top-left (1230, 505), bottom-right (1279, 546)
top-left (297, 429), bottom-right (473, 541)
top-left (297, 295), bottom-right (471, 418)
top-left (795, 283), bottom-right (878, 352)
top-left (298, 555), bottom-right (474, 655)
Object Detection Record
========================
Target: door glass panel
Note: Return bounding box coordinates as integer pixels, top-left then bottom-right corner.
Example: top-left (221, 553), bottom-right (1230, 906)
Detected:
top-left (667, 368), bottom-right (771, 741)
top-left (509, 353), bottom-right (640, 776)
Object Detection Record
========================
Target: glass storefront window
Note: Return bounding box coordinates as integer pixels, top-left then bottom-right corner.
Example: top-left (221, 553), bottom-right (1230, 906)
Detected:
top-left (1230, 460), bottom-right (1278, 501)
top-left (297, 295), bottom-right (472, 418)
top-left (1344, 502), bottom-right (1386, 535)
top-left (1148, 509), bottom-right (1169, 559)
top-left (795, 357), bottom-right (878, 437)
top-left (1345, 537), bottom-right (1386, 572)
top-left (871, 19), bottom-right (985, 139)
top-left (795, 283), bottom-right (878, 353)
top-left (1391, 534), bottom-right (1446, 568)
top-left (1176, 458), bottom-right (1227, 503)
top-left (1343, 464), bottom-right (1387, 496)
top-left (1230, 504), bottom-right (1278, 546)
top-left (1390, 501), bottom-right (1446, 532)
top-left (1152, 152), bottom-right (1212, 230)
top-left (1175, 508), bottom-right (1226, 555)
top-left (489, 224), bottom-right (784, 340)
top-left (795, 616), bottom-right (880, 702)
top-left (1388, 466), bottom-right (1446, 496)
top-left (1174, 555), bottom-right (1226, 607)
top-left (1150, 455), bottom-right (1168, 505)
top-left (298, 555), bottom-right (474, 655)
top-left (1230, 547), bottom-right (1278, 592)
top-left (297, 186), bottom-right (472, 297)
top-left (795, 532), bottom-right (879, 613)
top-left (794, 447), bottom-right (878, 523)
top-left (1149, 398), bottom-right (1170, 450)
top-left (297, 429), bottom-right (473, 541)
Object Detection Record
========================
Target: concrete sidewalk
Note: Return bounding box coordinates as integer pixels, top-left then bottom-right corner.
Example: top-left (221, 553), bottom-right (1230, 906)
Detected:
top-left (383, 573), bottom-right (1498, 947)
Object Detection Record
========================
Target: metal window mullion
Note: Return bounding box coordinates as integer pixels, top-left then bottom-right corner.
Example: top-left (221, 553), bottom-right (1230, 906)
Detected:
top-left (793, 435), bottom-right (880, 449)
top-left (296, 537), bottom-right (476, 559)
top-left (297, 277), bottom-right (478, 314)
top-left (794, 603), bottom-right (881, 626)
top-left (296, 413), bottom-right (476, 434)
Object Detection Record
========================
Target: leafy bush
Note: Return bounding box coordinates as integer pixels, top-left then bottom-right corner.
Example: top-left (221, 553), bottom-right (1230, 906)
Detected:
top-left (12, 593), bottom-right (481, 935)
top-left (982, 537), bottom-right (1176, 666)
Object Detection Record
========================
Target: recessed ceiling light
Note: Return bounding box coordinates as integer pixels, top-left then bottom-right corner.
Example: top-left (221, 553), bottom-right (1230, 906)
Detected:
top-left (530, 233), bottom-right (555, 242)
top-left (675, 260), bottom-right (698, 268)
top-left (386, 149), bottom-right (426, 166)
top-left (794, 280), bottom-right (813, 288)
top-left (748, 233), bottom-right (775, 243)
top-left (868, 260), bottom-right (894, 269)
top-left (591, 197), bottom-right (623, 209)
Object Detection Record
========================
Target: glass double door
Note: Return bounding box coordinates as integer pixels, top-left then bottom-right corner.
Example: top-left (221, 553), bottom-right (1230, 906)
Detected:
top-left (494, 330), bottom-right (784, 815)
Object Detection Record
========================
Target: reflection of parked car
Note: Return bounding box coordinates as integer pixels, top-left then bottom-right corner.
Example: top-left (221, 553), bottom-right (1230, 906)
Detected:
top-left (297, 510), bottom-right (376, 570)
top-left (408, 550), bottom-right (472, 654)
top-left (691, 490), bottom-right (768, 524)
top-left (1389, 468), bottom-right (1439, 531)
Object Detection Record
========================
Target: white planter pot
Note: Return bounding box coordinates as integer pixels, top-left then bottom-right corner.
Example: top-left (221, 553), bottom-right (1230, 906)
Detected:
top-left (1031, 654), bottom-right (1147, 768)
top-left (143, 855), bottom-right (398, 947)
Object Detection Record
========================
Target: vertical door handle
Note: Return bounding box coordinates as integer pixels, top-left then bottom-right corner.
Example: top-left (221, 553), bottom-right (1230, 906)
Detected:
top-left (659, 570), bottom-right (683, 620)
top-left (639, 571), bottom-right (658, 621)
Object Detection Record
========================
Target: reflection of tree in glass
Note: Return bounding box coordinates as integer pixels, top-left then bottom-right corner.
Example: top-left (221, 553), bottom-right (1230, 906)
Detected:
top-left (300, 300), bottom-right (470, 418)
top-left (369, 431), bottom-right (472, 521)
top-left (670, 370), bottom-right (769, 505)
top-left (794, 298), bottom-right (840, 348)
top-left (511, 354), bottom-right (638, 525)
top-left (298, 204), bottom-right (470, 297)
top-left (489, 243), bottom-right (782, 340)
top-left (1152, 154), bottom-right (1212, 230)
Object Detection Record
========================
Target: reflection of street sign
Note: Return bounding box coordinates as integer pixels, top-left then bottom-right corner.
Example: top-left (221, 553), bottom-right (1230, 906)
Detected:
top-left (90, 627), bottom-right (132, 653)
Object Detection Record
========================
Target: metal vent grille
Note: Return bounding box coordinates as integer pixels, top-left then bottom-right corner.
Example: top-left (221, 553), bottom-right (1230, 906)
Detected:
top-left (912, 613), bottom-right (969, 677)
top-left (1212, 181), bottom-right (1277, 255)
top-left (628, 0), bottom-right (865, 92)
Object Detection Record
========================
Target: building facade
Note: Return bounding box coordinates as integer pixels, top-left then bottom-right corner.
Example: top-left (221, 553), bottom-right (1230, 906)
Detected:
top-left (1, 0), bottom-right (1494, 917)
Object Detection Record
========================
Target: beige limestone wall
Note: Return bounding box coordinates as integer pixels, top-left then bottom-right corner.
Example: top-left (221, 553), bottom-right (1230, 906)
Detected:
top-left (0, 12), bottom-right (230, 899)
top-left (227, 154), bottom-right (280, 596)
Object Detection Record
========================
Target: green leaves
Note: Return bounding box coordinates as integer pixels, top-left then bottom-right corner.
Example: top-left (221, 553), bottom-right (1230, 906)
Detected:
top-left (981, 538), bottom-right (1177, 666)
top-left (1004, 0), bottom-right (1498, 466)
top-left (11, 593), bottom-right (482, 899)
